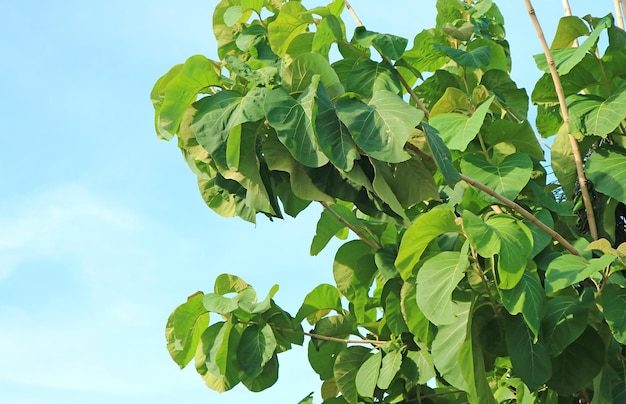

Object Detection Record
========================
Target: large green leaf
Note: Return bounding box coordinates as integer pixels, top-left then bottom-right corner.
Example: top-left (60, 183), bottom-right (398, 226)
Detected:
top-left (382, 278), bottom-right (409, 335)
top-left (541, 293), bottom-right (592, 355)
top-left (311, 204), bottom-right (354, 256)
top-left (333, 240), bottom-right (377, 322)
top-left (534, 16), bottom-right (611, 75)
top-left (421, 123), bottom-right (461, 185)
top-left (547, 327), bottom-right (605, 396)
top-left (237, 324), bottom-right (277, 378)
top-left (434, 45), bottom-right (491, 68)
top-left (165, 293), bottom-right (209, 369)
top-left (355, 351), bottom-right (381, 398)
top-left (196, 320), bottom-right (243, 392)
top-left (283, 52), bottom-right (344, 100)
top-left (154, 55), bottom-right (221, 140)
top-left (262, 133), bottom-right (333, 202)
top-left (354, 26), bottom-right (408, 60)
top-left (432, 301), bottom-right (471, 390)
top-left (501, 270), bottom-right (545, 339)
top-left (313, 81), bottom-right (360, 171)
top-left (343, 59), bottom-right (402, 101)
top-left (587, 147), bottom-right (626, 204)
top-left (400, 29), bottom-right (448, 73)
top-left (416, 251), bottom-right (467, 326)
top-left (600, 284), bottom-right (626, 344)
top-left (337, 90), bottom-right (424, 163)
top-left (308, 340), bottom-right (346, 380)
top-left (486, 215), bottom-right (533, 290)
top-left (334, 346), bottom-right (371, 404)
top-left (504, 314), bottom-right (552, 391)
top-left (267, 1), bottom-right (313, 56)
top-left (312, 14), bottom-right (345, 57)
top-left (265, 85), bottom-right (330, 168)
top-left (240, 354), bottom-right (279, 392)
top-left (483, 120), bottom-right (544, 161)
top-left (461, 153), bottom-right (532, 202)
top-left (544, 254), bottom-right (615, 295)
top-left (578, 89), bottom-right (626, 138)
top-left (295, 284), bottom-right (343, 324)
top-left (524, 209), bottom-right (555, 258)
top-left (395, 209), bottom-right (461, 280)
top-left (377, 349), bottom-right (402, 389)
top-left (550, 16), bottom-right (590, 50)
top-left (429, 96), bottom-right (494, 151)
top-left (462, 210), bottom-right (500, 257)
top-left (480, 70), bottom-right (529, 120)
top-left (400, 281), bottom-right (434, 345)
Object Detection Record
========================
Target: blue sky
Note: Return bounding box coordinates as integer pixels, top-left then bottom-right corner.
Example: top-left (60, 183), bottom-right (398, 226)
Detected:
top-left (0, 1), bottom-right (617, 403)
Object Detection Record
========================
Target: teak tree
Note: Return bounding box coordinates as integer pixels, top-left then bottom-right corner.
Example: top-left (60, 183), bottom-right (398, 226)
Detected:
top-left (151, 0), bottom-right (626, 402)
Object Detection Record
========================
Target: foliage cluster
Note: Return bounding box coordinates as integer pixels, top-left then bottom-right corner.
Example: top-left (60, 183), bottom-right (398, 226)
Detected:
top-left (152, 0), bottom-right (626, 402)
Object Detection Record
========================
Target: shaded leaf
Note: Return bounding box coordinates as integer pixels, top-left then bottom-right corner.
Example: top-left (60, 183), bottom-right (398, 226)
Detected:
top-left (334, 346), bottom-right (371, 404)
top-left (587, 147), bottom-right (626, 204)
top-left (432, 301), bottom-right (471, 390)
top-left (435, 45), bottom-right (491, 68)
top-left (486, 215), bottom-right (533, 289)
top-left (377, 349), bottom-right (402, 389)
top-left (421, 123), bottom-right (461, 185)
top-left (600, 284), bottom-right (626, 344)
top-left (238, 324), bottom-right (277, 378)
top-left (354, 26), bottom-right (408, 60)
top-left (545, 254), bottom-right (615, 295)
top-left (501, 270), bottom-right (545, 338)
top-left (542, 293), bottom-right (592, 355)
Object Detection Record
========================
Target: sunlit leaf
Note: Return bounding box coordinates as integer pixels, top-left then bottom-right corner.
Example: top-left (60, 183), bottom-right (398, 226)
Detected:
top-left (501, 270), bottom-right (545, 339)
top-left (166, 293), bottom-right (209, 369)
top-left (334, 346), bottom-right (371, 404)
top-left (461, 153), bottom-right (532, 202)
top-left (355, 351), bottom-right (381, 398)
top-left (295, 284), bottom-right (343, 324)
top-left (587, 147), bottom-right (626, 204)
top-left (267, 1), bottom-right (313, 56)
top-left (430, 96), bottom-right (494, 151)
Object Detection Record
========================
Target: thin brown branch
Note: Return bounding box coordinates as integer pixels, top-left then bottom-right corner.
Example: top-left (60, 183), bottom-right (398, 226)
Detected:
top-left (343, 0), bottom-right (363, 27)
top-left (460, 174), bottom-right (581, 256)
top-left (319, 201), bottom-right (381, 250)
top-left (272, 324), bottom-right (387, 346)
top-left (524, 0), bottom-right (598, 241)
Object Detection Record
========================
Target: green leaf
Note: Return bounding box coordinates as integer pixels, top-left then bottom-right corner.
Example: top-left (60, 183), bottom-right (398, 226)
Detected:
top-left (480, 70), bottom-right (529, 120)
top-left (337, 90), bottom-right (424, 163)
top-left (581, 89), bottom-right (626, 138)
top-left (313, 14), bottom-right (344, 57)
top-left (396, 209), bottom-right (461, 279)
top-left (545, 254), bottom-right (615, 295)
top-left (551, 16), bottom-right (590, 49)
top-left (296, 284), bottom-right (343, 324)
top-left (354, 26), bottom-right (408, 60)
top-left (403, 349), bottom-right (436, 385)
top-left (547, 327), bottom-right (605, 396)
top-left (461, 153), bottom-right (533, 202)
top-left (263, 133), bottom-right (333, 203)
top-left (165, 293), bottom-right (209, 369)
top-left (197, 320), bottom-right (243, 392)
top-left (504, 314), bottom-right (552, 391)
top-left (462, 210), bottom-right (500, 257)
top-left (542, 293), bottom-right (592, 355)
top-left (240, 354), bottom-right (279, 392)
top-left (343, 59), bottom-right (402, 101)
top-left (265, 85), bottom-right (330, 168)
top-left (416, 251), bottom-right (467, 325)
top-left (429, 96), bottom-right (494, 151)
top-left (434, 45), bottom-right (491, 68)
top-left (377, 349), bottom-right (403, 389)
top-left (155, 55), bottom-right (221, 140)
top-left (431, 301), bottom-right (471, 390)
top-left (483, 120), bottom-right (544, 161)
top-left (486, 215), bottom-right (533, 289)
top-left (311, 204), bottom-right (355, 256)
top-left (375, 247), bottom-right (400, 281)
top-left (283, 52), bottom-right (344, 100)
top-left (524, 209), bottom-right (555, 258)
top-left (308, 340), bottom-right (345, 380)
top-left (237, 324), bottom-right (277, 378)
top-left (421, 123), bottom-right (461, 185)
top-left (355, 351), bottom-right (381, 398)
top-left (430, 87), bottom-right (469, 116)
top-left (400, 281), bottom-right (433, 345)
top-left (501, 270), bottom-right (545, 339)
top-left (400, 29), bottom-right (449, 73)
top-left (267, 1), bottom-right (313, 56)
top-left (214, 274), bottom-right (251, 295)
top-left (600, 284), bottom-right (626, 344)
top-left (587, 147), bottom-right (626, 204)
top-left (334, 346), bottom-right (371, 404)
top-left (382, 278), bottom-right (409, 335)
top-left (333, 240), bottom-right (377, 323)
top-left (534, 16), bottom-right (611, 75)
top-left (467, 39), bottom-right (509, 72)
top-left (313, 80), bottom-right (360, 171)
top-left (203, 293), bottom-right (240, 315)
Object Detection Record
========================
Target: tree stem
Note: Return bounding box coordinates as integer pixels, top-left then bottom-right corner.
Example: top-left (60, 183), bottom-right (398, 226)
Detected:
top-left (319, 201), bottom-right (381, 250)
top-left (523, 0), bottom-right (598, 241)
top-left (616, 0), bottom-right (625, 29)
top-left (272, 324), bottom-right (387, 346)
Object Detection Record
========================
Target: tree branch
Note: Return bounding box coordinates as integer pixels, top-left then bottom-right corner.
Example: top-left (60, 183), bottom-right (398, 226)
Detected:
top-left (319, 201), bottom-right (382, 250)
top-left (460, 173), bottom-right (581, 256)
top-left (615, 0), bottom-right (625, 29)
top-left (272, 324), bottom-right (387, 346)
top-left (523, 0), bottom-right (598, 241)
